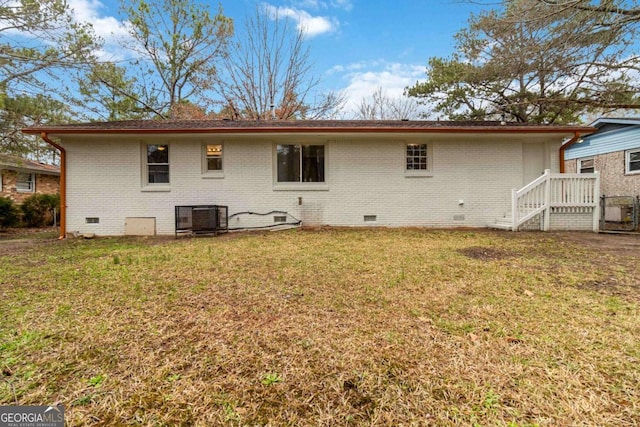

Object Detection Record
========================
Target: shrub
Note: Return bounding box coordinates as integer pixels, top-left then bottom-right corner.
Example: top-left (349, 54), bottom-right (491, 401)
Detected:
top-left (0, 197), bottom-right (19, 228)
top-left (20, 194), bottom-right (60, 227)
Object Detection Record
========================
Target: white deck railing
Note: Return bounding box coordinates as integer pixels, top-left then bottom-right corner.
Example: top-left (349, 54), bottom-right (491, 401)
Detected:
top-left (511, 169), bottom-right (600, 231)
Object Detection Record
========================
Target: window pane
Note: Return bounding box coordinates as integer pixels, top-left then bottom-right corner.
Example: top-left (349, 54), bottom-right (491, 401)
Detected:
top-left (277, 145), bottom-right (300, 182)
top-left (406, 143), bottom-right (427, 170)
top-left (207, 158), bottom-right (222, 171)
top-left (148, 165), bottom-right (169, 183)
top-left (206, 144), bottom-right (222, 171)
top-left (579, 158), bottom-right (594, 173)
top-left (302, 145), bottom-right (324, 182)
top-left (16, 173), bottom-right (34, 191)
top-left (147, 145), bottom-right (168, 164)
top-left (629, 151), bottom-right (640, 171)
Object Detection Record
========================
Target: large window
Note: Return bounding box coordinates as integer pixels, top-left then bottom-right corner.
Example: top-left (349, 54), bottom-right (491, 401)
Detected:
top-left (16, 173), bottom-right (34, 192)
top-left (626, 149), bottom-right (640, 174)
top-left (406, 143), bottom-right (428, 170)
top-left (277, 144), bottom-right (324, 182)
top-left (205, 144), bottom-right (223, 171)
top-left (577, 157), bottom-right (595, 174)
top-left (146, 144), bottom-right (169, 184)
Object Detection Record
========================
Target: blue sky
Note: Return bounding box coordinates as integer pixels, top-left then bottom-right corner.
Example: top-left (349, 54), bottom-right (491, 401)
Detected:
top-left (68, 0), bottom-right (489, 113)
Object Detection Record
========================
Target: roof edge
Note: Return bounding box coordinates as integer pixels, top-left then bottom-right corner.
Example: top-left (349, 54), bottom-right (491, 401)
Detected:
top-left (23, 124), bottom-right (596, 136)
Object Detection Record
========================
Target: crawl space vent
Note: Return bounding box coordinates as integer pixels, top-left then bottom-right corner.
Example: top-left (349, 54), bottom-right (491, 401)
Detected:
top-left (363, 215), bottom-right (377, 222)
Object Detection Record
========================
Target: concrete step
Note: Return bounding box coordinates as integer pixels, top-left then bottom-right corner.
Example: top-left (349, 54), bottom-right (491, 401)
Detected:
top-left (487, 217), bottom-right (512, 230)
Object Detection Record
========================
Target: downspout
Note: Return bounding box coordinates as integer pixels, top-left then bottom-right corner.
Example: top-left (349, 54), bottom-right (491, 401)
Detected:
top-left (559, 132), bottom-right (581, 173)
top-left (40, 132), bottom-right (66, 239)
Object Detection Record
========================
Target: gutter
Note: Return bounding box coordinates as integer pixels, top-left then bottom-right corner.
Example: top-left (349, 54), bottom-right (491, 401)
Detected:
top-left (558, 132), bottom-right (581, 173)
top-left (40, 132), bottom-right (66, 239)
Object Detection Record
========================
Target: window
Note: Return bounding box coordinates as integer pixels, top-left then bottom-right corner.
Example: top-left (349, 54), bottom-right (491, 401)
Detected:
top-left (146, 144), bottom-right (169, 184)
top-left (626, 149), bottom-right (640, 174)
top-left (406, 144), bottom-right (428, 170)
top-left (277, 144), bottom-right (324, 182)
top-left (16, 173), bottom-right (34, 192)
top-left (577, 157), bottom-right (595, 174)
top-left (205, 144), bottom-right (223, 171)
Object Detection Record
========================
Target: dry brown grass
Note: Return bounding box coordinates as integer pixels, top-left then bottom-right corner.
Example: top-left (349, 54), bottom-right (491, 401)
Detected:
top-left (0, 229), bottom-right (638, 426)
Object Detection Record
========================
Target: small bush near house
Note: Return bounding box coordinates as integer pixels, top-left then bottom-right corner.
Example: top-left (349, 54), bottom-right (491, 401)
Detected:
top-left (0, 197), bottom-right (19, 228)
top-left (20, 194), bottom-right (60, 227)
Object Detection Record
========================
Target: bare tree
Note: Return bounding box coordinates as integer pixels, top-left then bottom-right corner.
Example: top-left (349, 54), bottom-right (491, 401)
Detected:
top-left (213, 6), bottom-right (344, 120)
top-left (355, 87), bottom-right (420, 120)
top-left (115, 0), bottom-right (233, 118)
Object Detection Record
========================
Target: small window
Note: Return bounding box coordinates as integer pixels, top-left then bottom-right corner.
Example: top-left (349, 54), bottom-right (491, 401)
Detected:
top-left (205, 144), bottom-right (223, 171)
top-left (16, 173), bottom-right (34, 192)
top-left (577, 157), bottom-right (595, 174)
top-left (146, 144), bottom-right (169, 184)
top-left (277, 144), bottom-right (325, 183)
top-left (626, 149), bottom-right (640, 174)
top-left (406, 144), bottom-right (428, 170)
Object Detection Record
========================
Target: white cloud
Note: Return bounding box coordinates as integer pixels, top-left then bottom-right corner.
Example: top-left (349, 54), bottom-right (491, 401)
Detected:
top-left (334, 61), bottom-right (425, 113)
top-left (290, 0), bottom-right (353, 11)
top-left (330, 0), bottom-right (353, 11)
top-left (264, 4), bottom-right (336, 37)
top-left (68, 0), bottom-right (129, 41)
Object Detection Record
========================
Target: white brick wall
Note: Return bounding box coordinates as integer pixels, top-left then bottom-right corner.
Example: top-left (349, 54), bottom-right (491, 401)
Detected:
top-left (62, 134), bottom-right (557, 235)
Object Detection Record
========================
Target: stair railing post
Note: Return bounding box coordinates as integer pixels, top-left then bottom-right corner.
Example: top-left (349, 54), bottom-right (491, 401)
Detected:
top-left (593, 171), bottom-right (600, 232)
top-left (543, 169), bottom-right (551, 231)
top-left (511, 188), bottom-right (518, 231)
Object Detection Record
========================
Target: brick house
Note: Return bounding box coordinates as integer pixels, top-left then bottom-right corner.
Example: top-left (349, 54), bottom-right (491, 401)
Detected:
top-left (23, 120), bottom-right (599, 236)
top-left (564, 118), bottom-right (640, 197)
top-left (0, 154), bottom-right (60, 203)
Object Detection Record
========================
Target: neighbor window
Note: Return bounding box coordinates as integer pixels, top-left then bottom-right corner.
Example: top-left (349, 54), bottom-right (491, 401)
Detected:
top-left (205, 144), bottom-right (223, 171)
top-left (406, 143), bottom-right (428, 170)
top-left (277, 144), bottom-right (324, 182)
top-left (16, 173), bottom-right (34, 192)
top-left (626, 149), bottom-right (640, 174)
top-left (146, 144), bottom-right (169, 184)
top-left (577, 157), bottom-right (595, 174)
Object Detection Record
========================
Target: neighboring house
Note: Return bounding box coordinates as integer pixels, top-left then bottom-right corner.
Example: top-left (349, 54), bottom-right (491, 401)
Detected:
top-left (564, 117), bottom-right (640, 197)
top-left (0, 154), bottom-right (60, 203)
top-left (23, 120), bottom-right (598, 237)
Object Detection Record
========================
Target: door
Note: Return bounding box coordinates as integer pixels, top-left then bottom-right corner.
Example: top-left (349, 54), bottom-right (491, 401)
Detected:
top-left (522, 143), bottom-right (546, 185)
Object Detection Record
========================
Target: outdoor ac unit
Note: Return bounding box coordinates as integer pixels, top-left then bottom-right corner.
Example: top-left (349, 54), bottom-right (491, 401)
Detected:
top-left (175, 205), bottom-right (228, 236)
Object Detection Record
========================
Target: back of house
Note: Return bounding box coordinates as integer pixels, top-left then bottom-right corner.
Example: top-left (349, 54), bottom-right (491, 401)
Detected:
top-left (23, 119), bottom-right (598, 236)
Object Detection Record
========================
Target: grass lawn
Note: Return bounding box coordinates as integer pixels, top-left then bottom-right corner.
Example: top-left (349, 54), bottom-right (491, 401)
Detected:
top-left (0, 228), bottom-right (638, 426)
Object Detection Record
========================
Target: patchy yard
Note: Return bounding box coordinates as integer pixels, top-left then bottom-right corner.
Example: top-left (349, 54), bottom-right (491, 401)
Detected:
top-left (0, 229), bottom-right (638, 426)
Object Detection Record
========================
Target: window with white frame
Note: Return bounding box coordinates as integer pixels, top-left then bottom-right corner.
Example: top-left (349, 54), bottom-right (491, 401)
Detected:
top-left (276, 144), bottom-right (325, 182)
top-left (577, 157), bottom-right (595, 174)
top-left (626, 149), bottom-right (640, 174)
top-left (16, 172), bottom-right (34, 192)
top-left (406, 143), bottom-right (428, 170)
top-left (205, 144), bottom-right (223, 171)
top-left (146, 144), bottom-right (169, 184)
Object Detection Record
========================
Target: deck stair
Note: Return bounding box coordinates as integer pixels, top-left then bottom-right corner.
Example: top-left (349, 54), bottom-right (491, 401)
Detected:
top-left (488, 170), bottom-right (600, 231)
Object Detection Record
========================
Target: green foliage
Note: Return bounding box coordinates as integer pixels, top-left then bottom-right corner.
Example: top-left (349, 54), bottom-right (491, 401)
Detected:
top-left (407, 0), bottom-right (640, 123)
top-left (0, 197), bottom-right (19, 228)
top-left (0, 0), bottom-right (100, 160)
top-left (261, 372), bottom-right (282, 386)
top-left (79, 62), bottom-right (155, 121)
top-left (88, 374), bottom-right (106, 387)
top-left (0, 93), bottom-right (70, 162)
top-left (20, 193), bottom-right (60, 227)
